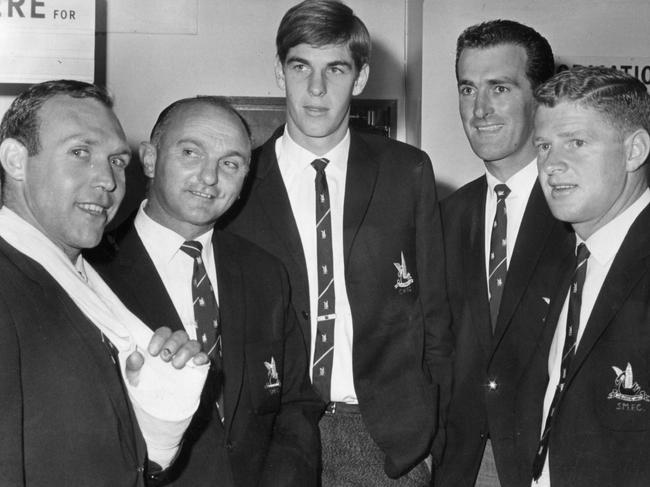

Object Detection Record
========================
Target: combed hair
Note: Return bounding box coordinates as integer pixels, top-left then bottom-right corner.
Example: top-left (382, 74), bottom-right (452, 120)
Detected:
top-left (149, 96), bottom-right (252, 148)
top-left (0, 79), bottom-right (113, 156)
top-left (276, 0), bottom-right (371, 72)
top-left (455, 19), bottom-right (554, 89)
top-left (534, 66), bottom-right (650, 136)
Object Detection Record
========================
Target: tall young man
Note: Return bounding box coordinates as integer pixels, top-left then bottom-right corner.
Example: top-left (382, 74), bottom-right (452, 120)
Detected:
top-left (224, 1), bottom-right (452, 484)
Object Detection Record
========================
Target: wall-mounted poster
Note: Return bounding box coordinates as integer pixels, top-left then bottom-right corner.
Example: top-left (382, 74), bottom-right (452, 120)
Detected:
top-left (0, 0), bottom-right (95, 88)
top-left (557, 56), bottom-right (650, 88)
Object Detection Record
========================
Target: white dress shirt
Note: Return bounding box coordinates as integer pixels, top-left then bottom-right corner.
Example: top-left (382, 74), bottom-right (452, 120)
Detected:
top-left (534, 189), bottom-right (650, 486)
top-left (484, 159), bottom-right (538, 290)
top-left (276, 128), bottom-right (357, 403)
top-left (135, 200), bottom-right (219, 339)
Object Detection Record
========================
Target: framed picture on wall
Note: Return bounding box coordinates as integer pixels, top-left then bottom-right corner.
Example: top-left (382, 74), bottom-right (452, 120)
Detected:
top-left (224, 96), bottom-right (397, 148)
top-left (0, 0), bottom-right (99, 95)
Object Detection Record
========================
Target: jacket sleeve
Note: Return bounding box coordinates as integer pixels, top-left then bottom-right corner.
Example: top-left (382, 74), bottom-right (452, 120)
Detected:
top-left (0, 295), bottom-right (25, 486)
top-left (415, 153), bottom-right (454, 466)
top-left (260, 267), bottom-right (325, 487)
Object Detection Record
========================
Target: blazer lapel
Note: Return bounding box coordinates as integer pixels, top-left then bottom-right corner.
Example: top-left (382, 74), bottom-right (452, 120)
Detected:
top-left (57, 291), bottom-right (144, 463)
top-left (253, 130), bottom-right (309, 289)
top-left (113, 228), bottom-right (184, 332)
top-left (213, 232), bottom-right (245, 434)
top-left (464, 178), bottom-right (493, 356)
top-left (567, 206), bottom-right (650, 386)
top-left (493, 183), bottom-right (556, 341)
top-left (343, 132), bottom-right (379, 271)
top-left (8, 246), bottom-right (144, 465)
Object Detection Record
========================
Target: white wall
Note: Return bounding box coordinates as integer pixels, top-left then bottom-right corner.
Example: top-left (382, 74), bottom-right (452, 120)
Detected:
top-left (422, 0), bottom-right (650, 196)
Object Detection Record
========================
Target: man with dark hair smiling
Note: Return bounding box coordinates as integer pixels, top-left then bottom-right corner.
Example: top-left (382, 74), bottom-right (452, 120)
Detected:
top-left (524, 66), bottom-right (650, 487)
top-left (0, 80), bottom-right (208, 486)
top-left (438, 20), bottom-right (573, 486)
top-left (223, 1), bottom-right (452, 485)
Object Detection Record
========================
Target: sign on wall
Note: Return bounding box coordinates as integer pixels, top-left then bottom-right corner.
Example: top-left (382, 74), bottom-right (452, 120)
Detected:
top-left (0, 0), bottom-right (95, 85)
top-left (557, 56), bottom-right (650, 88)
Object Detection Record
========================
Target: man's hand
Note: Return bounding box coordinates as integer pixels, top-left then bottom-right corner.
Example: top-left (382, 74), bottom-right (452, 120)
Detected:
top-left (148, 327), bottom-right (209, 368)
top-left (125, 327), bottom-right (209, 386)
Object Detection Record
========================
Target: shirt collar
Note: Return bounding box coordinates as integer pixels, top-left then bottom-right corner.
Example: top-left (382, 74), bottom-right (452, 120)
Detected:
top-left (485, 158), bottom-right (538, 200)
top-left (581, 188), bottom-right (650, 266)
top-left (276, 125), bottom-right (350, 177)
top-left (135, 200), bottom-right (214, 264)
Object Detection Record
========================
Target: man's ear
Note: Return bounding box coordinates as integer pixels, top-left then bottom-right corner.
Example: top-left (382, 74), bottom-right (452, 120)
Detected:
top-left (352, 63), bottom-right (370, 96)
top-left (0, 138), bottom-right (29, 182)
top-left (274, 56), bottom-right (286, 91)
top-left (624, 128), bottom-right (650, 173)
top-left (139, 142), bottom-right (157, 179)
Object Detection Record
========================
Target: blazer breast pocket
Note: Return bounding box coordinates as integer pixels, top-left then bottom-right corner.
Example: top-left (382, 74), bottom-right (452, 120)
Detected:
top-left (246, 342), bottom-right (283, 414)
top-left (594, 344), bottom-right (650, 431)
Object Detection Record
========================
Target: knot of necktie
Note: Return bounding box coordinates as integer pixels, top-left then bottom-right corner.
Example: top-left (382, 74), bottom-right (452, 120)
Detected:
top-left (180, 240), bottom-right (203, 260)
top-left (494, 183), bottom-right (511, 202)
top-left (311, 157), bottom-right (330, 173)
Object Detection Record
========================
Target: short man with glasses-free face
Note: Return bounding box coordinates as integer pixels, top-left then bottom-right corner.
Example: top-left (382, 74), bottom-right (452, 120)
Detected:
top-left (224, 1), bottom-right (453, 485)
top-left (89, 96), bottom-right (323, 487)
top-left (437, 20), bottom-right (573, 486)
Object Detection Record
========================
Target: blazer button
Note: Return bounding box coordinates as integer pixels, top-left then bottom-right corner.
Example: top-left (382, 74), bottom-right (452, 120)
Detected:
top-left (488, 380), bottom-right (498, 391)
top-left (225, 441), bottom-right (234, 451)
top-left (301, 311), bottom-right (309, 320)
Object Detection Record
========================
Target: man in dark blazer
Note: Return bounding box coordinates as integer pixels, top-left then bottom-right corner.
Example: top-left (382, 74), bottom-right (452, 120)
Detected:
top-left (89, 96), bottom-right (323, 487)
top-left (0, 80), bottom-right (207, 486)
top-left (437, 21), bottom-right (573, 487)
top-left (222, 1), bottom-right (453, 485)
top-left (519, 66), bottom-right (650, 487)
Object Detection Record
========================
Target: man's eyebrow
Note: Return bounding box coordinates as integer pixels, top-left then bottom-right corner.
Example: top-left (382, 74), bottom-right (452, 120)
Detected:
top-left (557, 130), bottom-right (588, 138)
top-left (176, 138), bottom-right (248, 159)
top-left (286, 56), bottom-right (311, 65)
top-left (285, 56), bottom-right (353, 70)
top-left (221, 150), bottom-right (249, 159)
top-left (61, 134), bottom-right (98, 145)
top-left (176, 137), bottom-right (203, 147)
top-left (486, 77), bottom-right (521, 87)
top-left (111, 147), bottom-right (132, 157)
top-left (61, 134), bottom-right (131, 156)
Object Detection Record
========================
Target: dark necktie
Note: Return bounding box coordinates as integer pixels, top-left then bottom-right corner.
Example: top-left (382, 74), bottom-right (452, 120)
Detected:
top-left (180, 241), bottom-right (221, 359)
top-left (311, 158), bottom-right (335, 402)
top-left (181, 240), bottom-right (225, 420)
top-left (532, 243), bottom-right (590, 480)
top-left (488, 184), bottom-right (511, 330)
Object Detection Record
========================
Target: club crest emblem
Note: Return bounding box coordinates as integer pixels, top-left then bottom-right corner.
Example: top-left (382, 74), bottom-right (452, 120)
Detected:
top-left (607, 362), bottom-right (650, 404)
top-left (264, 356), bottom-right (281, 394)
top-left (393, 251), bottom-right (414, 293)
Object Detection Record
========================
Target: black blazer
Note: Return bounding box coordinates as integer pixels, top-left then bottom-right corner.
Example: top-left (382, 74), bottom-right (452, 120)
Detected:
top-left (89, 221), bottom-right (323, 487)
top-left (0, 237), bottom-right (148, 486)
top-left (222, 127), bottom-right (453, 478)
top-left (437, 176), bottom-right (573, 486)
top-left (516, 203), bottom-right (650, 487)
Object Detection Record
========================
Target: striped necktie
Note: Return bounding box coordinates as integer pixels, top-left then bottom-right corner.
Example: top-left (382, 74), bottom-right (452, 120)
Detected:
top-left (532, 243), bottom-right (590, 480)
top-left (311, 157), bottom-right (335, 402)
top-left (488, 183), bottom-right (511, 330)
top-left (180, 240), bottom-right (221, 359)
